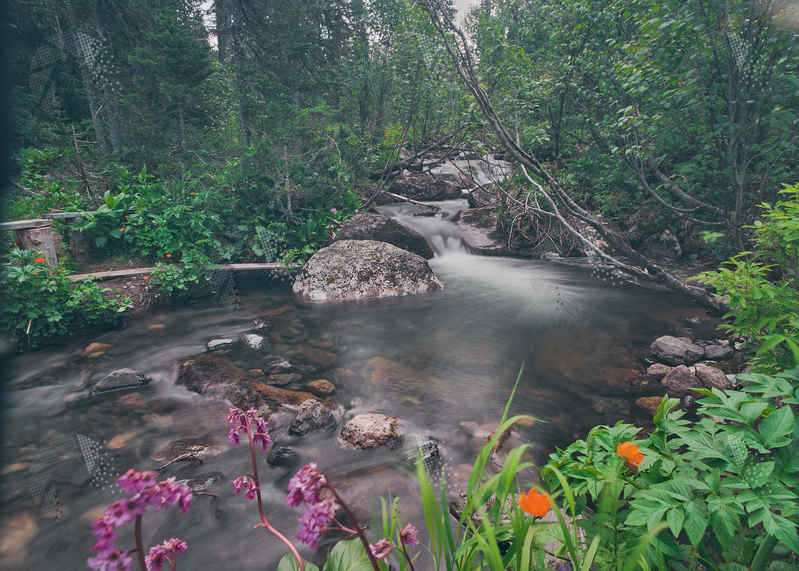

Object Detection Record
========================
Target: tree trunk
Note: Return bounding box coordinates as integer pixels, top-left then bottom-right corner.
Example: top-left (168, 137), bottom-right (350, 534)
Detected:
top-left (216, 0), bottom-right (232, 63)
top-left (68, 21), bottom-right (108, 157)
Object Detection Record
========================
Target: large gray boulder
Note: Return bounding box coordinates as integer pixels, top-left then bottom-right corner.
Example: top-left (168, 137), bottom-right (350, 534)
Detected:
top-left (334, 213), bottom-right (434, 258)
top-left (650, 336), bottom-right (705, 365)
top-left (292, 240), bottom-right (444, 303)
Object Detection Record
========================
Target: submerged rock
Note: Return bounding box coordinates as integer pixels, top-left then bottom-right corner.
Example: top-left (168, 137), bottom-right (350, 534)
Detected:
top-left (306, 379), bottom-right (336, 396)
top-left (650, 335), bottom-right (705, 365)
top-left (339, 413), bottom-right (404, 450)
top-left (177, 354), bottom-right (320, 410)
top-left (206, 338), bottom-right (235, 351)
top-left (267, 446), bottom-right (299, 468)
top-left (292, 240), bottom-right (444, 303)
top-left (289, 399), bottom-right (339, 436)
top-left (90, 368), bottom-right (150, 395)
top-left (267, 373), bottom-right (303, 386)
top-left (240, 333), bottom-right (266, 351)
top-left (334, 213), bottom-right (434, 259)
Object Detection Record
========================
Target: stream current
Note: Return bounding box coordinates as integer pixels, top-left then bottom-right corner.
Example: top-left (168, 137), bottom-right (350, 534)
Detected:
top-left (0, 200), bottom-right (714, 569)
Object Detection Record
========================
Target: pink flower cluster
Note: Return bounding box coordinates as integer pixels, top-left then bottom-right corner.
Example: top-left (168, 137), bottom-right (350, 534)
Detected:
top-left (286, 463), bottom-right (337, 549)
top-left (226, 407), bottom-right (272, 451)
top-left (88, 470), bottom-right (192, 570)
top-left (369, 539), bottom-right (393, 561)
top-left (232, 475), bottom-right (258, 500)
top-left (367, 524), bottom-right (418, 563)
top-left (145, 538), bottom-right (188, 571)
top-left (399, 523), bottom-right (419, 546)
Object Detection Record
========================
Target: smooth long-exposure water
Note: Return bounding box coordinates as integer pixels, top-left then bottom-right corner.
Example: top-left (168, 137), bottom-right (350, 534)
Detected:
top-left (0, 201), bottom-right (714, 569)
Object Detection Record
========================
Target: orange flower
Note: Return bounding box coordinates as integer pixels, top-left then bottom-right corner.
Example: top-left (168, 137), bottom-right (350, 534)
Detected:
top-left (120, 227), bottom-right (125, 232)
top-left (617, 441), bottom-right (645, 467)
top-left (34, 258), bottom-right (45, 264)
top-left (32, 272), bottom-right (39, 276)
top-left (518, 488), bottom-right (551, 517)
top-left (166, 253), bottom-right (172, 258)
top-left (142, 275), bottom-right (150, 281)
top-left (124, 215), bottom-right (129, 218)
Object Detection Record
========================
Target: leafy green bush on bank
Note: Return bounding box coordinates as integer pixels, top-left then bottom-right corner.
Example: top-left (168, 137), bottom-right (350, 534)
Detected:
top-left (0, 249), bottom-right (130, 348)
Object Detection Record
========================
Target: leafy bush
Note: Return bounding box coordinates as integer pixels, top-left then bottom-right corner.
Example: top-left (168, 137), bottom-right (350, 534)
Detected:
top-left (545, 370), bottom-right (799, 570)
top-left (695, 183), bottom-right (799, 371)
top-left (0, 249), bottom-right (130, 348)
top-left (6, 147), bottom-right (87, 220)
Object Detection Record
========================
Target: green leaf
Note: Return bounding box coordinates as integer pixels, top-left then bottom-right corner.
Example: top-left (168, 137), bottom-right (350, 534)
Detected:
top-left (278, 554), bottom-right (319, 571)
top-left (759, 406), bottom-right (794, 448)
top-left (666, 507), bottom-right (685, 538)
top-left (322, 539), bottom-right (373, 571)
top-left (743, 461), bottom-right (775, 489)
top-left (684, 502), bottom-right (709, 547)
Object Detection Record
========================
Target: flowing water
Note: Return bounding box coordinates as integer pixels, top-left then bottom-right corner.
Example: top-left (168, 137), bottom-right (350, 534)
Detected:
top-left (0, 201), bottom-right (716, 569)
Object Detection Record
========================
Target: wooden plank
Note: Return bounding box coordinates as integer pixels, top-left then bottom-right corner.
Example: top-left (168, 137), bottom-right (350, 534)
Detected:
top-left (68, 262), bottom-right (297, 281)
top-left (68, 268), bottom-right (156, 280)
top-left (0, 219), bottom-right (53, 231)
top-left (43, 211), bottom-right (94, 220)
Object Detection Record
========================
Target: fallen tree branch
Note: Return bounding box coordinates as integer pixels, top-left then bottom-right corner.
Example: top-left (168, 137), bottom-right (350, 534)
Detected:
top-left (423, 0), bottom-right (727, 312)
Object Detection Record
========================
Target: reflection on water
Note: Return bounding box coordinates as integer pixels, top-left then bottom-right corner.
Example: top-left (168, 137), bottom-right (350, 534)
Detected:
top-left (0, 204), bottom-right (714, 569)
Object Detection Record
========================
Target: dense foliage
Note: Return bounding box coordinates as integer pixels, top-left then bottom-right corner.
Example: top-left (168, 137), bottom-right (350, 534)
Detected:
top-left (696, 182), bottom-right (799, 371)
top-left (0, 248), bottom-right (130, 348)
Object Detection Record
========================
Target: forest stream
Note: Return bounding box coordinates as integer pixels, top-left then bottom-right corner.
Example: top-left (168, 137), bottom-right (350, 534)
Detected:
top-left (0, 201), bottom-right (716, 569)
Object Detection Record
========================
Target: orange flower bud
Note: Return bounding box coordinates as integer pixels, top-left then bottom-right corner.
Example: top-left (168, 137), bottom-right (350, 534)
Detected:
top-left (120, 227), bottom-right (125, 232)
top-left (35, 258), bottom-right (45, 264)
top-left (617, 441), bottom-right (645, 467)
top-left (166, 253), bottom-right (172, 258)
top-left (518, 488), bottom-right (551, 517)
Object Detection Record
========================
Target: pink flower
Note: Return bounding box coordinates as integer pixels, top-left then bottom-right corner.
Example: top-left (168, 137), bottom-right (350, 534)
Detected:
top-left (286, 463), bottom-right (327, 508)
top-left (145, 537), bottom-right (188, 570)
top-left (88, 548), bottom-right (133, 570)
top-left (118, 469), bottom-right (158, 494)
top-left (226, 408), bottom-right (271, 451)
top-left (103, 497), bottom-right (145, 527)
top-left (330, 208), bottom-right (338, 214)
top-left (232, 475), bottom-right (258, 500)
top-left (296, 498), bottom-right (338, 549)
top-left (400, 523), bottom-right (419, 546)
top-left (370, 539), bottom-right (393, 561)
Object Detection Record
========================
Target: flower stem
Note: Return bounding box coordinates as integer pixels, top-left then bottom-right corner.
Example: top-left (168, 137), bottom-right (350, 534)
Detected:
top-left (400, 543), bottom-right (416, 571)
top-left (134, 515), bottom-right (146, 571)
top-left (246, 417), bottom-right (305, 571)
top-left (326, 485), bottom-right (381, 571)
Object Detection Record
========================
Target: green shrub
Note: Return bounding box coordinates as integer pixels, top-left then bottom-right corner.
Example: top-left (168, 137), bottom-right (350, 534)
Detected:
top-left (0, 249), bottom-right (131, 348)
top-left (695, 183), bottom-right (799, 371)
top-left (545, 370), bottom-right (799, 570)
